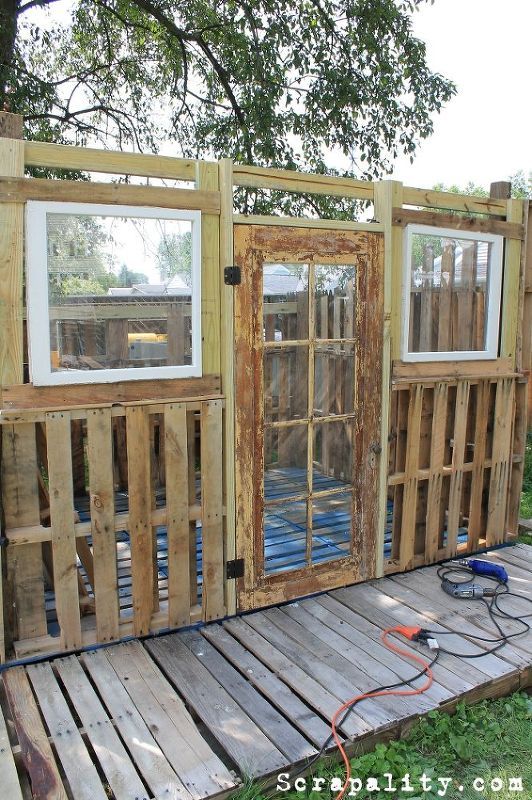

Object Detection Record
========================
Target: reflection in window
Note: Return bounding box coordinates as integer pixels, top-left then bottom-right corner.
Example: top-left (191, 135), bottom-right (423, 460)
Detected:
top-left (26, 203), bottom-right (201, 384)
top-left (403, 225), bottom-right (503, 361)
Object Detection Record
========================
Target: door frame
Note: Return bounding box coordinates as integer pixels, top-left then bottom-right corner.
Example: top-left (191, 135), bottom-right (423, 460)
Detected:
top-left (234, 223), bottom-right (385, 610)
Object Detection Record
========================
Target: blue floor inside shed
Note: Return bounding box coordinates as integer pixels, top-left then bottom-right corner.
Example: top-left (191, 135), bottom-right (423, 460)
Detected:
top-left (70, 467), bottom-right (469, 604)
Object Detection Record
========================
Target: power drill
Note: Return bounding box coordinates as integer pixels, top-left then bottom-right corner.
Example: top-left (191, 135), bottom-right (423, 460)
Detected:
top-left (441, 558), bottom-right (508, 599)
top-left (441, 580), bottom-right (496, 599)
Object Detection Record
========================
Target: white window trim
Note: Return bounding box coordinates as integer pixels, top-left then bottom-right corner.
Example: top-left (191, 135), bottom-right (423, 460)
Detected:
top-left (401, 224), bottom-right (503, 362)
top-left (26, 201), bottom-right (202, 385)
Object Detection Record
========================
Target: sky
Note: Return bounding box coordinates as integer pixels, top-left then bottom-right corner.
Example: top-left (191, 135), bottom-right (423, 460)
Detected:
top-left (390, 0), bottom-right (532, 191)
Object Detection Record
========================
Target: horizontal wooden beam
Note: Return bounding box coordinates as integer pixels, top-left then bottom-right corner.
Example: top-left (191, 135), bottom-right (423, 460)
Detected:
top-left (13, 603), bottom-right (203, 659)
top-left (233, 214), bottom-right (383, 231)
top-left (392, 358), bottom-right (515, 382)
top-left (5, 503), bottom-right (213, 546)
top-left (1, 375), bottom-right (221, 411)
top-left (0, 176), bottom-right (221, 213)
top-left (233, 165), bottom-right (374, 200)
top-left (24, 141), bottom-right (198, 181)
top-left (392, 207), bottom-right (523, 239)
top-left (402, 186), bottom-right (508, 216)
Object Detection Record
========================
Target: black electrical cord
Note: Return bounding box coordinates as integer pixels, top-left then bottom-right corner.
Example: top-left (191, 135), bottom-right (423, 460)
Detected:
top-left (426, 563), bottom-right (532, 659)
top-left (261, 648), bottom-right (440, 797)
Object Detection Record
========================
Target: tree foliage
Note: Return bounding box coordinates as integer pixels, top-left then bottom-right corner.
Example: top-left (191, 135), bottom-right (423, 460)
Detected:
top-left (2, 0), bottom-right (455, 213)
top-left (157, 230), bottom-right (191, 283)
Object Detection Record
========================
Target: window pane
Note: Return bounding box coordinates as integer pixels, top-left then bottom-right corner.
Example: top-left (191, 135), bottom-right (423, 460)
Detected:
top-left (45, 212), bottom-right (195, 373)
top-left (263, 264), bottom-right (308, 342)
top-left (264, 500), bottom-right (308, 574)
top-left (312, 492), bottom-right (352, 564)
top-left (314, 343), bottom-right (355, 417)
top-left (315, 265), bottom-right (356, 339)
top-left (264, 425), bottom-right (308, 501)
top-left (407, 232), bottom-right (497, 353)
top-left (313, 420), bottom-right (353, 487)
top-left (264, 346), bottom-right (308, 422)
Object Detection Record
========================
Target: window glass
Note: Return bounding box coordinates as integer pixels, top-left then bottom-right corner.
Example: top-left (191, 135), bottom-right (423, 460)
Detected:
top-left (403, 226), bottom-right (503, 361)
top-left (26, 203), bottom-right (201, 384)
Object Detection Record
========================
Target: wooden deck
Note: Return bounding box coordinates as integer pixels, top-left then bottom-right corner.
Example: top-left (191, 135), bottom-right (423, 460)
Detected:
top-left (1, 544), bottom-right (531, 800)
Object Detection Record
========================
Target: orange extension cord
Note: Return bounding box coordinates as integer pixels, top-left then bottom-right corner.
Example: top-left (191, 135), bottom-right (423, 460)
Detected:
top-left (330, 627), bottom-right (436, 800)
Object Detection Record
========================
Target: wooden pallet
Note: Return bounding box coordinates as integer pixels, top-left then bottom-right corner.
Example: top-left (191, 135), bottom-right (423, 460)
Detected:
top-left (2, 545), bottom-right (531, 799)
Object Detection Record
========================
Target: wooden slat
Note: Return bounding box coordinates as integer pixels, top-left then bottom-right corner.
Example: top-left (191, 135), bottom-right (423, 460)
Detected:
top-left (27, 662), bottom-right (108, 800)
top-left (468, 381), bottom-right (490, 549)
top-left (425, 382), bottom-right (448, 561)
top-left (399, 384), bottom-right (423, 570)
top-left (125, 405), bottom-right (154, 636)
top-left (197, 161), bottom-right (221, 374)
top-left (24, 140), bottom-right (197, 180)
top-left (486, 378), bottom-right (515, 546)
top-left (201, 623), bottom-right (332, 747)
top-left (146, 633), bottom-right (288, 778)
top-left (392, 207), bottom-right (523, 238)
top-left (1, 375), bottom-right (221, 411)
top-left (223, 617), bottom-right (362, 738)
top-left (445, 381), bottom-right (470, 557)
top-left (392, 358), bottom-right (514, 380)
top-left (45, 411), bottom-right (82, 650)
top-left (234, 214), bottom-right (383, 231)
top-left (82, 648), bottom-right (191, 800)
top-left (0, 699), bottom-right (23, 800)
top-left (200, 400), bottom-right (225, 621)
top-left (182, 629), bottom-right (316, 762)
top-left (2, 424), bottom-right (47, 642)
top-left (55, 655), bottom-right (148, 800)
top-left (0, 176), bottom-right (221, 213)
top-left (105, 641), bottom-right (236, 797)
top-left (401, 186), bottom-right (507, 216)
top-left (232, 165), bottom-right (373, 200)
top-left (500, 199), bottom-right (525, 361)
top-left (3, 666), bottom-right (68, 800)
top-left (164, 403), bottom-right (191, 627)
top-left (86, 408), bottom-right (119, 642)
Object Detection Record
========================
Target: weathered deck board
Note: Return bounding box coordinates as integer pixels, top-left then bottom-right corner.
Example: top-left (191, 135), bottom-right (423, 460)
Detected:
top-left (1, 545), bottom-right (531, 800)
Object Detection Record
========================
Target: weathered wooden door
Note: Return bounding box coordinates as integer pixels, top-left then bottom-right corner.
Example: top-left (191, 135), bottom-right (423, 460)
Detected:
top-left (234, 224), bottom-right (384, 610)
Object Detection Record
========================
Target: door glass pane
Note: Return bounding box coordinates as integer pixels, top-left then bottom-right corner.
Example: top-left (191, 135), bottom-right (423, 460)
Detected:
top-left (312, 492), bottom-right (352, 564)
top-left (264, 346), bottom-right (308, 422)
top-left (264, 425), bottom-right (308, 501)
top-left (263, 264), bottom-right (309, 342)
top-left (314, 343), bottom-right (355, 417)
top-left (313, 420), bottom-right (353, 488)
top-left (315, 265), bottom-right (356, 339)
top-left (264, 500), bottom-right (308, 574)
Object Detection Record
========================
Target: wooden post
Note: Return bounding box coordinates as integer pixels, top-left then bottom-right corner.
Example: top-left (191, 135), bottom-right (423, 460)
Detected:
top-left (373, 181), bottom-right (402, 576)
top-left (0, 112), bottom-right (48, 661)
top-left (219, 157), bottom-right (237, 616)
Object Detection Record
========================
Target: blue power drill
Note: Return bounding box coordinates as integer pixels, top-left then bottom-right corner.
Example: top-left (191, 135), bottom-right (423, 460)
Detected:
top-left (450, 558), bottom-right (508, 584)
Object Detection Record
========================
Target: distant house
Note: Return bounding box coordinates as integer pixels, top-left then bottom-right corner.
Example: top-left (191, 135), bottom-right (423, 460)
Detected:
top-left (107, 274), bottom-right (191, 296)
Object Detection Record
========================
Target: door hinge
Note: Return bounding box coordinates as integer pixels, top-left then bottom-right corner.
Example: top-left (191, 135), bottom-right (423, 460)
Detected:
top-left (226, 558), bottom-right (245, 579)
top-left (224, 265), bottom-right (241, 286)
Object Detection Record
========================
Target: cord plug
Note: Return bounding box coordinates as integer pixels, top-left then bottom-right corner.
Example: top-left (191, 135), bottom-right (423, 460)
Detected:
top-left (394, 625), bottom-right (423, 640)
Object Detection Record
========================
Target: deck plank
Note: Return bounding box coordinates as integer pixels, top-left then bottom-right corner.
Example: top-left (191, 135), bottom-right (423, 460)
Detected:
top-left (303, 595), bottom-right (463, 701)
top-left (181, 629), bottom-right (316, 762)
top-left (0, 698), bottom-right (23, 800)
top-left (27, 662), bottom-right (108, 800)
top-left (81, 648), bottom-right (191, 800)
top-left (146, 633), bottom-right (288, 778)
top-left (54, 655), bottom-right (149, 800)
top-left (105, 641), bottom-right (237, 798)
top-left (202, 623), bottom-right (332, 748)
top-left (223, 617), bottom-right (364, 738)
top-left (3, 666), bottom-right (68, 800)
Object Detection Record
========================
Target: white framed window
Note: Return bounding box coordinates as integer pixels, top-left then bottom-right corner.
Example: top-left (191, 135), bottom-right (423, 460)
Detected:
top-left (26, 201), bottom-right (202, 385)
top-left (402, 224), bottom-right (503, 362)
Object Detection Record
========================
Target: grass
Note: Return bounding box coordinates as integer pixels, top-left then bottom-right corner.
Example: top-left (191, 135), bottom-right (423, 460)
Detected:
top-left (233, 693), bottom-right (532, 800)
top-left (519, 432), bottom-right (532, 524)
